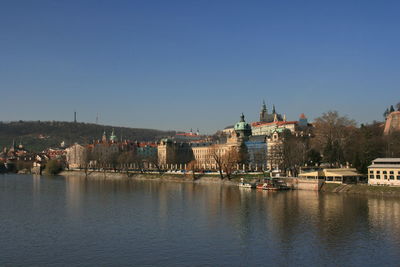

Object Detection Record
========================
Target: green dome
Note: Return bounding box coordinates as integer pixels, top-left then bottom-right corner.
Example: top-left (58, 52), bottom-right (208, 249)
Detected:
top-left (234, 113), bottom-right (251, 131)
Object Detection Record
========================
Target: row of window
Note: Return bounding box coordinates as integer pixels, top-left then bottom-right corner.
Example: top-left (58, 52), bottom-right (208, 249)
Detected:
top-left (369, 175), bottom-right (400, 180)
top-left (369, 170), bottom-right (400, 174)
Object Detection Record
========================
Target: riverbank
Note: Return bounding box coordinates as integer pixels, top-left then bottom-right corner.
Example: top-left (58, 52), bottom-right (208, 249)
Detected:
top-left (19, 170), bottom-right (400, 197)
top-left (321, 183), bottom-right (400, 197)
top-left (59, 170), bottom-right (239, 185)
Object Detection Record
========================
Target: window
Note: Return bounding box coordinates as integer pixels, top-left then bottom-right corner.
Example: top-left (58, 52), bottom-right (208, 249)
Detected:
top-left (390, 175), bottom-right (394, 180)
top-left (384, 175), bottom-right (388, 179)
top-left (397, 176), bottom-right (400, 180)
top-left (369, 175), bottom-right (374, 179)
top-left (377, 171), bottom-right (380, 174)
top-left (369, 170), bottom-right (373, 174)
top-left (383, 171), bottom-right (387, 174)
top-left (376, 175), bottom-right (381, 179)
top-left (390, 171), bottom-right (394, 174)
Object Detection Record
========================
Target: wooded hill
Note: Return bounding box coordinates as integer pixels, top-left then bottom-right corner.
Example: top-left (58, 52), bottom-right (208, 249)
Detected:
top-left (0, 121), bottom-right (175, 152)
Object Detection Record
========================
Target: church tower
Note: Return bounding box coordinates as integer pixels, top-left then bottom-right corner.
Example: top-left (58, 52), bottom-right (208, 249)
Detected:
top-left (110, 129), bottom-right (117, 143)
top-left (260, 100), bottom-right (268, 122)
top-left (101, 131), bottom-right (107, 143)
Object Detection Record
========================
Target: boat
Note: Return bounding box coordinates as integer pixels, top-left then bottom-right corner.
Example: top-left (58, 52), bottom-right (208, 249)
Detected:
top-left (256, 178), bottom-right (290, 191)
top-left (238, 178), bottom-right (256, 189)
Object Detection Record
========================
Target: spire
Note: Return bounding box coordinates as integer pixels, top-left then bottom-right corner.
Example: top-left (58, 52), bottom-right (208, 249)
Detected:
top-left (262, 100), bottom-right (267, 110)
top-left (102, 131), bottom-right (107, 143)
top-left (272, 105), bottom-right (276, 114)
top-left (273, 113), bottom-right (278, 122)
top-left (110, 128), bottom-right (117, 142)
top-left (283, 114), bottom-right (287, 122)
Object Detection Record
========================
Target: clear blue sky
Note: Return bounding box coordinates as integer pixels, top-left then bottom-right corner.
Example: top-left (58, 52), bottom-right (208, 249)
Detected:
top-left (1, 0), bottom-right (399, 133)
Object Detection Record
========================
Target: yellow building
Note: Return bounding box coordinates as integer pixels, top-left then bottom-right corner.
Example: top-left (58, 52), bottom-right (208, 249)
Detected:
top-left (368, 158), bottom-right (400, 186)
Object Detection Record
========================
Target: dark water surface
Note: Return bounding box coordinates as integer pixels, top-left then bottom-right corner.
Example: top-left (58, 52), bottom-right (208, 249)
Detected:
top-left (1, 174), bottom-right (400, 266)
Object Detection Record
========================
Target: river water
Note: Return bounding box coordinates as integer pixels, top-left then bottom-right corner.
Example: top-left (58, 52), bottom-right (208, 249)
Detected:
top-left (1, 174), bottom-right (400, 266)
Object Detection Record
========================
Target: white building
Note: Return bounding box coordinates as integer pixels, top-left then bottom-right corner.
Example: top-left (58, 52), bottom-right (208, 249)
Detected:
top-left (368, 158), bottom-right (400, 186)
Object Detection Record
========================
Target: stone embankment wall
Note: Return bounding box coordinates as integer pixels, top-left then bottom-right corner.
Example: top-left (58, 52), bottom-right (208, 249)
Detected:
top-left (283, 177), bottom-right (324, 191)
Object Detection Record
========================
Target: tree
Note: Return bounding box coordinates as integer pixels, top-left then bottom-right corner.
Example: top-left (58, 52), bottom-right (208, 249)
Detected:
top-left (312, 111), bottom-right (356, 168)
top-left (210, 145), bottom-right (224, 179)
top-left (44, 159), bottom-right (62, 175)
top-left (187, 160), bottom-right (197, 179)
top-left (117, 151), bottom-right (136, 176)
top-left (221, 146), bottom-right (240, 179)
top-left (281, 131), bottom-right (309, 176)
top-left (81, 147), bottom-right (94, 177)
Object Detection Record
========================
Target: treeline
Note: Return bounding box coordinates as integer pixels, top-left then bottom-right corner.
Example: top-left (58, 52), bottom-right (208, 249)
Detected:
top-left (280, 111), bottom-right (400, 175)
top-left (0, 120), bottom-right (175, 152)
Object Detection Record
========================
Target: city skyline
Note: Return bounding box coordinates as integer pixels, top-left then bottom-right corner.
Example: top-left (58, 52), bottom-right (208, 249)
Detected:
top-left (1, 1), bottom-right (400, 133)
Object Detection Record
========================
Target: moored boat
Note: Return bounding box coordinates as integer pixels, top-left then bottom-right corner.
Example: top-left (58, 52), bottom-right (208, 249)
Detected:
top-left (238, 178), bottom-right (256, 189)
top-left (256, 178), bottom-right (290, 191)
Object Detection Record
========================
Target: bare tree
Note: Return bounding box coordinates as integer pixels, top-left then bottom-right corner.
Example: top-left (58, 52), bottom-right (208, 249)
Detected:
top-left (186, 160), bottom-right (197, 180)
top-left (210, 145), bottom-right (224, 179)
top-left (312, 111), bottom-right (356, 167)
top-left (221, 146), bottom-right (240, 179)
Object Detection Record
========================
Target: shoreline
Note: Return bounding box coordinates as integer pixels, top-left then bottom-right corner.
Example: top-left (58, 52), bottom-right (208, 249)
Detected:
top-left (8, 170), bottom-right (400, 197)
top-left (58, 170), bottom-right (239, 185)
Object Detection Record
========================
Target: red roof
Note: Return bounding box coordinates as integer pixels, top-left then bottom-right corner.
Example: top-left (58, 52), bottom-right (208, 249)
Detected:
top-left (176, 133), bottom-right (199, 136)
top-left (251, 121), bottom-right (298, 127)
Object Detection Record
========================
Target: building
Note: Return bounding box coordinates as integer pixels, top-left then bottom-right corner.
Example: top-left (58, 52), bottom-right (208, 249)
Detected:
top-left (299, 168), bottom-right (362, 184)
top-left (252, 113), bottom-right (310, 136)
top-left (157, 114), bottom-right (252, 168)
top-left (368, 158), bottom-right (400, 186)
top-left (384, 111), bottom-right (400, 135)
top-left (245, 135), bottom-right (267, 168)
top-left (65, 143), bottom-right (87, 169)
top-left (266, 130), bottom-right (284, 171)
top-left (259, 101), bottom-right (283, 123)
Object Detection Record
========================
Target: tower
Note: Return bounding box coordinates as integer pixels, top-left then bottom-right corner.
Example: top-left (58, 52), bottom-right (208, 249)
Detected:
top-left (110, 129), bottom-right (117, 143)
top-left (74, 110), bottom-right (77, 123)
top-left (102, 131), bottom-right (107, 143)
top-left (260, 100), bottom-right (268, 122)
top-left (234, 113), bottom-right (252, 141)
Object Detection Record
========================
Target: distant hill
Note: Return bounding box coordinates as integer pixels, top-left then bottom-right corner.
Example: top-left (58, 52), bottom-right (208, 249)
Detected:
top-left (0, 121), bottom-right (175, 152)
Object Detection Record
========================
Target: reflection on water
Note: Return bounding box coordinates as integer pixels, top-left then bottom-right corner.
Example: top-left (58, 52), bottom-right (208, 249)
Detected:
top-left (1, 174), bottom-right (400, 266)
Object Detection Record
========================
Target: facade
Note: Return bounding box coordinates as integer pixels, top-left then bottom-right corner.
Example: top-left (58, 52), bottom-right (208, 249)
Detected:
top-left (266, 130), bottom-right (284, 170)
top-left (158, 114), bottom-right (252, 168)
top-left (66, 143), bottom-right (87, 169)
top-left (245, 135), bottom-right (267, 167)
top-left (299, 168), bottom-right (362, 184)
top-left (368, 158), bottom-right (400, 186)
top-left (252, 113), bottom-right (310, 136)
top-left (259, 101), bottom-right (283, 123)
top-left (384, 111), bottom-right (400, 135)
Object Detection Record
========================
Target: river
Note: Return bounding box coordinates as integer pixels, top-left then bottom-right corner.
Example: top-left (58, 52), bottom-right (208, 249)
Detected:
top-left (1, 174), bottom-right (400, 266)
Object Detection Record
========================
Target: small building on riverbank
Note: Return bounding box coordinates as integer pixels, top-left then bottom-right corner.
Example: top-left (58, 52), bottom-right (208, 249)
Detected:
top-left (368, 158), bottom-right (400, 186)
top-left (298, 168), bottom-right (363, 184)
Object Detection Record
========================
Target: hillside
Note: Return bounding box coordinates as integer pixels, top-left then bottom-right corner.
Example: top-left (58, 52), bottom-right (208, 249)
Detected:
top-left (0, 121), bottom-right (175, 152)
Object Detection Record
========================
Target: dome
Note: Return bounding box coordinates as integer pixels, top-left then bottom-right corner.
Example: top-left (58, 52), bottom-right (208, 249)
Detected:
top-left (234, 113), bottom-right (251, 131)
